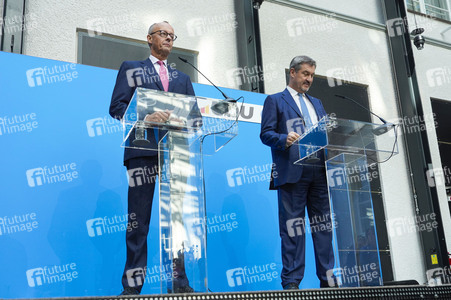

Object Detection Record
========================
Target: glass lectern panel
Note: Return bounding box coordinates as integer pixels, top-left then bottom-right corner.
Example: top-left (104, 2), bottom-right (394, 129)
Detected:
top-left (294, 118), bottom-right (398, 165)
top-left (293, 117), bottom-right (397, 288)
top-left (121, 88), bottom-right (238, 155)
top-left (120, 88), bottom-right (238, 294)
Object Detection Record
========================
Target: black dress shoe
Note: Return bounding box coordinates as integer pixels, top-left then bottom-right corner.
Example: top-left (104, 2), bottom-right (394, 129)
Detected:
top-left (320, 279), bottom-right (337, 288)
top-left (173, 285), bottom-right (194, 293)
top-left (119, 287), bottom-right (140, 295)
top-left (283, 283), bottom-right (299, 290)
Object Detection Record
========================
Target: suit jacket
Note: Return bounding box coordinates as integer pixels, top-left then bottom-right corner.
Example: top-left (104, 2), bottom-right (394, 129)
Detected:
top-left (109, 58), bottom-right (195, 163)
top-left (260, 88), bottom-right (327, 189)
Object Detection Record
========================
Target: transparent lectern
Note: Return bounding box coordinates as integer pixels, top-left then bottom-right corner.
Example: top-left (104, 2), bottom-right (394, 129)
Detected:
top-left (294, 117), bottom-right (397, 288)
top-left (122, 88), bottom-right (238, 293)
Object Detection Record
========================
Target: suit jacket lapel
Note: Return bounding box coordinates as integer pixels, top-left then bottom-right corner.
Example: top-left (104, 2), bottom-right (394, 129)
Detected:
top-left (282, 88), bottom-right (302, 118)
top-left (142, 59), bottom-right (164, 91)
top-left (167, 65), bottom-right (179, 92)
top-left (305, 93), bottom-right (325, 119)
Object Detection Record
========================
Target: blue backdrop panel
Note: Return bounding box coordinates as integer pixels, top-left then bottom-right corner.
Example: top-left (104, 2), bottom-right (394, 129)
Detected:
top-left (0, 51), bottom-right (318, 298)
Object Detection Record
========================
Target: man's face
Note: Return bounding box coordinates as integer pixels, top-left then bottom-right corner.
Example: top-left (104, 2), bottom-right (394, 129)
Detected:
top-left (289, 63), bottom-right (315, 93)
top-left (147, 22), bottom-right (174, 60)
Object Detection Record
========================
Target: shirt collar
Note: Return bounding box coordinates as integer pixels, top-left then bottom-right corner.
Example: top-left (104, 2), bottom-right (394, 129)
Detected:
top-left (287, 86), bottom-right (303, 99)
top-left (149, 55), bottom-right (168, 67)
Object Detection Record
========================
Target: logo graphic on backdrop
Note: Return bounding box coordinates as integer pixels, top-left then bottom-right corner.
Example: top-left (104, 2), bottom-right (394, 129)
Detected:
top-left (0, 11), bottom-right (38, 35)
top-left (125, 264), bottom-right (176, 287)
top-left (326, 263), bottom-right (380, 287)
top-left (286, 13), bottom-right (338, 37)
top-left (226, 263), bottom-right (278, 287)
top-left (26, 63), bottom-right (78, 87)
top-left (86, 13), bottom-right (139, 37)
top-left (426, 67), bottom-right (451, 87)
top-left (0, 213), bottom-right (38, 236)
top-left (186, 13), bottom-right (238, 37)
top-left (286, 213), bottom-right (336, 237)
top-left (86, 213), bottom-right (138, 237)
top-left (26, 263), bottom-right (78, 287)
top-left (26, 162), bottom-right (78, 188)
top-left (86, 116), bottom-right (122, 137)
top-left (0, 113), bottom-right (38, 136)
top-left (387, 213), bottom-right (439, 237)
top-left (326, 62), bottom-right (379, 87)
top-left (193, 212), bottom-right (239, 235)
top-left (226, 163), bottom-right (275, 187)
top-left (427, 266), bottom-right (451, 286)
top-left (327, 163), bottom-right (379, 188)
top-left (226, 63), bottom-right (278, 88)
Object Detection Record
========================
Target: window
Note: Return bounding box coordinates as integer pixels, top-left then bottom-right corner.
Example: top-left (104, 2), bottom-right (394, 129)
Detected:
top-left (76, 29), bottom-right (198, 82)
top-left (406, 0), bottom-right (450, 21)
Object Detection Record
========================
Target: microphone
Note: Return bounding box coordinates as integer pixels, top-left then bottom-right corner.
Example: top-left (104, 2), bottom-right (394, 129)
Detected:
top-left (178, 57), bottom-right (236, 114)
top-left (334, 94), bottom-right (394, 136)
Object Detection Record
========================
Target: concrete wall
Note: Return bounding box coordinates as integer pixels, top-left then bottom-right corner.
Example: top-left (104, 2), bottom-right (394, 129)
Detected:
top-left (22, 0), bottom-right (239, 88)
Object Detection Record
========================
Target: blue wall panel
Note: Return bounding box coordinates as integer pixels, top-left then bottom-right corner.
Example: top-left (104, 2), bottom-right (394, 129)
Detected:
top-left (0, 52), bottom-right (318, 298)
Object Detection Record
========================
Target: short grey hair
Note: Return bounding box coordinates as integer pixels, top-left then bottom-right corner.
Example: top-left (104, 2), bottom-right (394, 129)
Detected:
top-left (148, 21), bottom-right (169, 35)
top-left (289, 56), bottom-right (316, 72)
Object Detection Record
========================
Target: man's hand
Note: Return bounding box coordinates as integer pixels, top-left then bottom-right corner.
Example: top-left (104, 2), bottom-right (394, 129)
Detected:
top-left (144, 110), bottom-right (172, 123)
top-left (286, 131), bottom-right (300, 148)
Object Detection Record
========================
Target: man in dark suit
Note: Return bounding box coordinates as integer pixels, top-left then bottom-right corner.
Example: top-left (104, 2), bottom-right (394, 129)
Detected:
top-left (109, 21), bottom-right (195, 295)
top-left (260, 56), bottom-right (334, 289)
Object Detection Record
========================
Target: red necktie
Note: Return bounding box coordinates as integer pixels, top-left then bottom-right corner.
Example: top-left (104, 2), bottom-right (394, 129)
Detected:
top-left (157, 61), bottom-right (169, 91)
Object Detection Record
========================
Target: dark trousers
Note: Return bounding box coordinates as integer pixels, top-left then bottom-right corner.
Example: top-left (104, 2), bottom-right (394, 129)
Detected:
top-left (121, 156), bottom-right (158, 292)
top-left (277, 165), bottom-right (334, 287)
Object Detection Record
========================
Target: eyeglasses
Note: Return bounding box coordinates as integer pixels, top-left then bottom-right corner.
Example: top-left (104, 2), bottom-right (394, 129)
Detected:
top-left (150, 30), bottom-right (177, 41)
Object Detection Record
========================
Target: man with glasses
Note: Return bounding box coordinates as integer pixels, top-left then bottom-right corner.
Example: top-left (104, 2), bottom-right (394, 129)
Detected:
top-left (260, 56), bottom-right (335, 289)
top-left (110, 21), bottom-right (195, 295)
